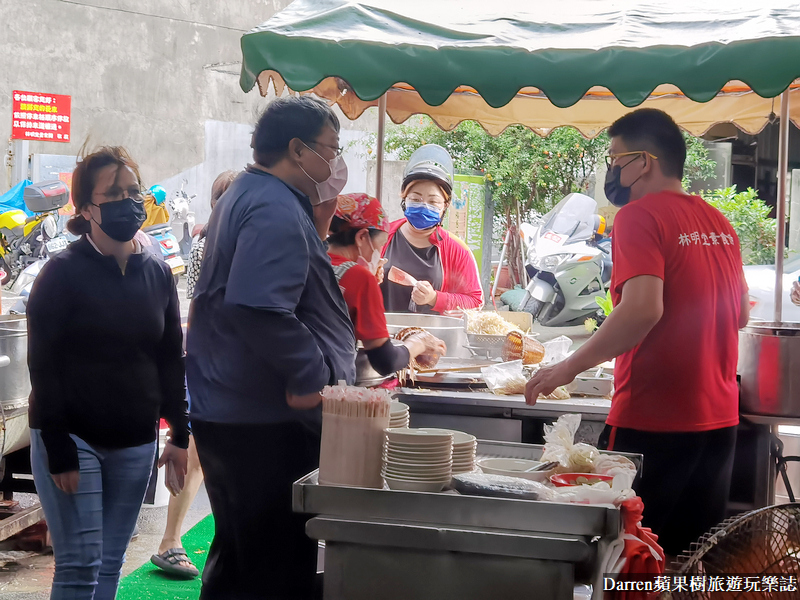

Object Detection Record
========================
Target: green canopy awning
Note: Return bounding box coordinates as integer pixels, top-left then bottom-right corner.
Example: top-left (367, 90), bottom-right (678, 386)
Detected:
top-left (241, 0), bottom-right (800, 108)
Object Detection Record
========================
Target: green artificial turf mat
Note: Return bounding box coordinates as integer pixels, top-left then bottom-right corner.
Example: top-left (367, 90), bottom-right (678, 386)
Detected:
top-left (116, 514), bottom-right (214, 600)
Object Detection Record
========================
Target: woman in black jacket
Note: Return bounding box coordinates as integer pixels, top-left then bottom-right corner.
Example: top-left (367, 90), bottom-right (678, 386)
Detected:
top-left (27, 146), bottom-right (189, 600)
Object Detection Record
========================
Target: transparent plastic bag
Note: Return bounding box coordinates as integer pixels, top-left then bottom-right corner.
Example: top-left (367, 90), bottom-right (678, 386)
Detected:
top-left (453, 472), bottom-right (558, 501)
top-left (541, 335), bottom-right (573, 365)
top-left (481, 360), bottom-right (527, 395)
top-left (540, 413), bottom-right (599, 473)
top-left (593, 453), bottom-right (637, 487)
top-left (552, 481), bottom-right (636, 506)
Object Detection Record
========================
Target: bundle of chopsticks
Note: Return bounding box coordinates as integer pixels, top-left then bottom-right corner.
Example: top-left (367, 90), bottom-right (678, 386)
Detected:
top-left (321, 383), bottom-right (392, 418)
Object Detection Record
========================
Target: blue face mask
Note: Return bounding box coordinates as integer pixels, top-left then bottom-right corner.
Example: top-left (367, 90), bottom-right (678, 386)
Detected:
top-left (404, 201), bottom-right (442, 231)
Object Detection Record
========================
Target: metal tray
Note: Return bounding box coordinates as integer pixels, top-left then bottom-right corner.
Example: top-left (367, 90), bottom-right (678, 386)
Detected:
top-left (294, 440), bottom-right (642, 539)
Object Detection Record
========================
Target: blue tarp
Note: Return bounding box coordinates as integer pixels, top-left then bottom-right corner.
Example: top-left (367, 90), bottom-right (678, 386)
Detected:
top-left (0, 180), bottom-right (33, 217)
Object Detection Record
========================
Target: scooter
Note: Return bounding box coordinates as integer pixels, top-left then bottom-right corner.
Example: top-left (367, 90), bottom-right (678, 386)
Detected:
top-left (8, 231), bottom-right (71, 315)
top-left (169, 180), bottom-right (196, 259)
top-left (0, 180), bottom-right (69, 287)
top-left (521, 193), bottom-right (612, 327)
top-left (142, 224), bottom-right (185, 284)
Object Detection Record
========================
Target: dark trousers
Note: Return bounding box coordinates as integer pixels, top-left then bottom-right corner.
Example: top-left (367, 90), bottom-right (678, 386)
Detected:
top-left (193, 419), bottom-right (321, 600)
top-left (598, 424), bottom-right (737, 557)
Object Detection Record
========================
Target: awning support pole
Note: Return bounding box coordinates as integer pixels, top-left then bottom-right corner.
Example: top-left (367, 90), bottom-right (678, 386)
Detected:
top-left (774, 90), bottom-right (790, 323)
top-left (376, 94), bottom-right (387, 202)
top-left (491, 230), bottom-right (511, 304)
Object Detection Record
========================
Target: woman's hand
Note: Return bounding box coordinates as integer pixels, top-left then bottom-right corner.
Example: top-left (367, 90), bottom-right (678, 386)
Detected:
top-left (158, 442), bottom-right (188, 496)
top-left (405, 332), bottom-right (447, 360)
top-left (421, 334), bottom-right (447, 357)
top-left (791, 281), bottom-right (800, 307)
top-left (411, 281), bottom-right (437, 307)
top-left (52, 471), bottom-right (80, 494)
top-left (375, 259), bottom-right (388, 285)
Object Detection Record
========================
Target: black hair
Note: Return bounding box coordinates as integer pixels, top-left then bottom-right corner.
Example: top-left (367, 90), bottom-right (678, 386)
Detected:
top-left (327, 216), bottom-right (384, 247)
top-left (608, 108), bottom-right (686, 180)
top-left (252, 96), bottom-right (340, 167)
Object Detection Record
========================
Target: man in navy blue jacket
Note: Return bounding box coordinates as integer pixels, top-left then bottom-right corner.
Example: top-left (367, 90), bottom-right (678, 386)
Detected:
top-left (187, 97), bottom-right (355, 600)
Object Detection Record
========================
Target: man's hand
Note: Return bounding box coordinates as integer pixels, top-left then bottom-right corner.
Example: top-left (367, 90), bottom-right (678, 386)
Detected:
top-left (287, 391), bottom-right (323, 409)
top-left (411, 281), bottom-right (437, 307)
top-left (52, 471), bottom-right (80, 494)
top-left (524, 361), bottom-right (578, 406)
top-left (791, 281), bottom-right (800, 307)
top-left (158, 442), bottom-right (188, 496)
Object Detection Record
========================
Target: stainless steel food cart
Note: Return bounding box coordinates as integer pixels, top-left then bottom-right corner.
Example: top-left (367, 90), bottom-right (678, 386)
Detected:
top-left (296, 440), bottom-right (642, 600)
top-left (396, 384), bottom-right (776, 517)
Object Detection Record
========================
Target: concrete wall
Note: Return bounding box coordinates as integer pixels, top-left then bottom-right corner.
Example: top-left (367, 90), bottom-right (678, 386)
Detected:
top-left (155, 116), bottom-right (376, 227)
top-left (366, 159), bottom-right (408, 223)
top-left (0, 0), bottom-right (292, 192)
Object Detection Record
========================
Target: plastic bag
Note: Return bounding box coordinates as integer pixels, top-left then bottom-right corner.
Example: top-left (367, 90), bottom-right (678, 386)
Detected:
top-left (552, 481), bottom-right (636, 506)
top-left (541, 335), bottom-right (573, 365)
top-left (594, 454), bottom-right (637, 487)
top-left (453, 472), bottom-right (557, 501)
top-left (541, 414), bottom-right (599, 473)
top-left (482, 360), bottom-right (527, 395)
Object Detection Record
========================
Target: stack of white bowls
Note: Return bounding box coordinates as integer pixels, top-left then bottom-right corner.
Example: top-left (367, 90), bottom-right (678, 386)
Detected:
top-left (414, 428), bottom-right (476, 474)
top-left (382, 428), bottom-right (453, 492)
top-left (447, 430), bottom-right (477, 474)
top-left (389, 402), bottom-right (410, 429)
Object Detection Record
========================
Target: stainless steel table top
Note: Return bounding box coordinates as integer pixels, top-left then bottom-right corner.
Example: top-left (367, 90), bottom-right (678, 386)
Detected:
top-left (396, 388), bottom-right (612, 418)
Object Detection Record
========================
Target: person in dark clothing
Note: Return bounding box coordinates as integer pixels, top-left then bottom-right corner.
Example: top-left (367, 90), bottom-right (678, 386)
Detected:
top-left (27, 146), bottom-right (189, 600)
top-left (152, 169), bottom-right (239, 579)
top-left (186, 96), bottom-right (356, 600)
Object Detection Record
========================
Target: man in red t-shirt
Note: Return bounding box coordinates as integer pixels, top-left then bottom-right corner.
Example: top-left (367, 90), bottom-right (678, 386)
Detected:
top-left (525, 108), bottom-right (749, 557)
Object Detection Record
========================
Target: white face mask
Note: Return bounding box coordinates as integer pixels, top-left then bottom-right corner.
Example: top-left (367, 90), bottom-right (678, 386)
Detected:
top-left (299, 143), bottom-right (348, 205)
top-left (356, 235), bottom-right (382, 276)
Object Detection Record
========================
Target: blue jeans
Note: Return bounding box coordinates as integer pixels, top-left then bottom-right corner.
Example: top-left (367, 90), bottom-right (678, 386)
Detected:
top-left (31, 429), bottom-right (156, 600)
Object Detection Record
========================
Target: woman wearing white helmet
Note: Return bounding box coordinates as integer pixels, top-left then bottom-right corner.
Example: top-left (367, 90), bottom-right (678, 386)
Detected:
top-left (380, 144), bottom-right (484, 314)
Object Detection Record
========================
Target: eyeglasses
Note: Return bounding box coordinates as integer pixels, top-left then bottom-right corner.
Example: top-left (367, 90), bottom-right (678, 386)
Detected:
top-left (605, 151), bottom-right (658, 169)
top-left (406, 193), bottom-right (446, 209)
top-left (311, 141), bottom-right (344, 157)
top-left (93, 187), bottom-right (144, 203)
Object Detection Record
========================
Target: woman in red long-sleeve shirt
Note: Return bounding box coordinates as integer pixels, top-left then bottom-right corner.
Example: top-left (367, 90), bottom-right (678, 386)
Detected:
top-left (380, 144), bottom-right (484, 314)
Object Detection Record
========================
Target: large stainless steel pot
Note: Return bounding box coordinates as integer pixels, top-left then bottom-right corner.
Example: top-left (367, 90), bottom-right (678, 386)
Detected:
top-left (739, 321), bottom-right (800, 418)
top-left (354, 347), bottom-right (392, 387)
top-left (384, 313), bottom-right (470, 359)
top-left (0, 315), bottom-right (31, 455)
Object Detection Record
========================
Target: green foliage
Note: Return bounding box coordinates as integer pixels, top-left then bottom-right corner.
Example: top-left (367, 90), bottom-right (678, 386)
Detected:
top-left (384, 117), bottom-right (717, 226)
top-left (683, 134), bottom-right (717, 189)
top-left (384, 117), bottom-right (607, 220)
top-left (595, 290), bottom-right (614, 317)
top-left (702, 186), bottom-right (777, 265)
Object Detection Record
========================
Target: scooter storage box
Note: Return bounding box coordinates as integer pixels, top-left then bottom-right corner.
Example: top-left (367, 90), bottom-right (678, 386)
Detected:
top-left (24, 180), bottom-right (69, 213)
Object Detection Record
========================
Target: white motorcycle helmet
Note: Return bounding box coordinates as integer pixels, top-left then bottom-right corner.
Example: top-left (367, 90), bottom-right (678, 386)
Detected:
top-left (402, 144), bottom-right (454, 198)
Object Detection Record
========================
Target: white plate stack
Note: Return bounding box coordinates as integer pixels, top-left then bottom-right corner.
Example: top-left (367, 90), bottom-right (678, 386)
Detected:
top-left (389, 402), bottom-right (410, 429)
top-left (382, 428), bottom-right (453, 493)
top-left (447, 430), bottom-right (478, 474)
top-left (417, 428), bottom-right (476, 474)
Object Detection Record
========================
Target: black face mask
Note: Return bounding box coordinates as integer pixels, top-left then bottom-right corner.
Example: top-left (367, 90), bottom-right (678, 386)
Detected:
top-left (604, 157), bottom-right (643, 208)
top-left (90, 197), bottom-right (146, 242)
